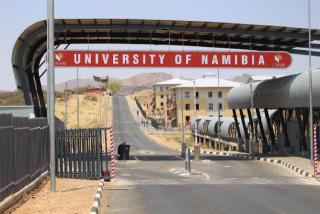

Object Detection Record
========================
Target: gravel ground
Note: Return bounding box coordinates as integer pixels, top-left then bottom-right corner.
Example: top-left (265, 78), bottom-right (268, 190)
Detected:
top-left (11, 178), bottom-right (98, 214)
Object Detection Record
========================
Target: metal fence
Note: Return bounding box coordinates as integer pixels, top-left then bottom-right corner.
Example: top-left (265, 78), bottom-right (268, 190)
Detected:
top-left (0, 114), bottom-right (49, 201)
top-left (135, 98), bottom-right (147, 118)
top-left (55, 128), bottom-right (107, 180)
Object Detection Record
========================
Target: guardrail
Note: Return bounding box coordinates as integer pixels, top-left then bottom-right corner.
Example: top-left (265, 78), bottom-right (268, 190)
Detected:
top-left (0, 114), bottom-right (49, 202)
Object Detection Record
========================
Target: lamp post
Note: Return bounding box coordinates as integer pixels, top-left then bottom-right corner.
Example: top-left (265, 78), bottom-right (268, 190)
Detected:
top-left (308, 0), bottom-right (314, 164)
top-left (217, 68), bottom-right (221, 147)
top-left (250, 83), bottom-right (255, 155)
top-left (193, 80), bottom-right (200, 161)
top-left (47, 0), bottom-right (56, 192)
top-left (181, 88), bottom-right (186, 157)
top-left (76, 68), bottom-right (79, 129)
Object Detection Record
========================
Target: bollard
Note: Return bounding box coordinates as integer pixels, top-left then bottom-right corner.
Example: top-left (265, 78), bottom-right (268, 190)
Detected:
top-left (181, 142), bottom-right (186, 158)
top-left (185, 147), bottom-right (191, 172)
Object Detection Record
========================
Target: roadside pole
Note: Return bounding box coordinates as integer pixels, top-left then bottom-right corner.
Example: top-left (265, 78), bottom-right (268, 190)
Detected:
top-left (250, 83), bottom-right (255, 155)
top-left (47, 0), bottom-right (56, 192)
top-left (217, 68), bottom-right (221, 148)
top-left (76, 68), bottom-right (79, 129)
top-left (181, 88), bottom-right (186, 157)
top-left (193, 80), bottom-right (200, 161)
top-left (308, 0), bottom-right (314, 165)
top-left (64, 82), bottom-right (68, 128)
top-left (185, 146), bottom-right (191, 172)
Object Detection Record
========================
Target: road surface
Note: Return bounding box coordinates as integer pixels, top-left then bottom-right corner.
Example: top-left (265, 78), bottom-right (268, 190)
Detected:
top-left (106, 96), bottom-right (320, 214)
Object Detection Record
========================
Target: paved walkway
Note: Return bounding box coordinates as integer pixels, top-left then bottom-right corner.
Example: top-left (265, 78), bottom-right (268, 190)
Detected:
top-left (274, 156), bottom-right (318, 175)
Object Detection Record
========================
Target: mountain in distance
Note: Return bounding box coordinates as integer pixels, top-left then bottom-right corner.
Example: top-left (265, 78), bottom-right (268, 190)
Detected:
top-left (54, 72), bottom-right (173, 94)
top-left (54, 77), bottom-right (119, 91)
top-left (121, 72), bottom-right (172, 87)
top-left (229, 73), bottom-right (251, 83)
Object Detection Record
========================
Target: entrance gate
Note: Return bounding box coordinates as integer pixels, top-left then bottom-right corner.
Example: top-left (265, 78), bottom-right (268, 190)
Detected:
top-left (55, 128), bottom-right (107, 179)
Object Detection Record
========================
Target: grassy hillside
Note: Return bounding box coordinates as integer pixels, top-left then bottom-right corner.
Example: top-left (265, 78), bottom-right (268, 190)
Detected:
top-left (0, 91), bottom-right (25, 105)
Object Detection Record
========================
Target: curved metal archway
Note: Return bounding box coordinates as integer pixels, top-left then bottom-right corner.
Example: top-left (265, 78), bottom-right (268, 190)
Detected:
top-left (12, 18), bottom-right (320, 116)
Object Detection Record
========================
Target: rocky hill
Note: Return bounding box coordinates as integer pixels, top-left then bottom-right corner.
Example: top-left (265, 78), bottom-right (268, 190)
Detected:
top-left (55, 72), bottom-right (173, 94)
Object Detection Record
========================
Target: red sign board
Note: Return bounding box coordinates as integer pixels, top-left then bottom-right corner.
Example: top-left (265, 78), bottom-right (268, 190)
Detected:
top-left (55, 50), bottom-right (291, 68)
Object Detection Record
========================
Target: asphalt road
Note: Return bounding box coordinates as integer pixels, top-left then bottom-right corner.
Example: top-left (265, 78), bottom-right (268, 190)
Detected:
top-left (106, 96), bottom-right (320, 214)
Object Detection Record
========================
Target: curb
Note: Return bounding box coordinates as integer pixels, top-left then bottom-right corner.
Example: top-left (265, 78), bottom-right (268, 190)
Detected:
top-left (192, 150), bottom-right (315, 178)
top-left (90, 179), bottom-right (104, 214)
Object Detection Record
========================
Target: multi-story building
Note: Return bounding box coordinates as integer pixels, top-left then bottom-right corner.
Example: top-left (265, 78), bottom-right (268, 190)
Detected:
top-left (151, 78), bottom-right (192, 127)
top-left (171, 74), bottom-right (241, 128)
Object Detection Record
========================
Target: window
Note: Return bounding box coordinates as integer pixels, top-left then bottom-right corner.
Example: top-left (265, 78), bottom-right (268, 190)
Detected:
top-left (185, 104), bottom-right (190, 110)
top-left (185, 92), bottom-right (190, 98)
top-left (160, 87), bottom-right (164, 91)
top-left (161, 102), bottom-right (164, 107)
top-left (218, 103), bottom-right (223, 110)
top-left (196, 104), bottom-right (199, 110)
top-left (218, 91), bottom-right (222, 98)
top-left (208, 103), bottom-right (214, 111)
top-left (160, 95), bottom-right (164, 99)
top-left (166, 87), bottom-right (169, 90)
top-left (195, 91), bottom-right (199, 98)
top-left (208, 91), bottom-right (213, 98)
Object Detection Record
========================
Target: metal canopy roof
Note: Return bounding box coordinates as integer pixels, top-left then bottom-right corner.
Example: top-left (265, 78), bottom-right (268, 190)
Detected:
top-left (12, 18), bottom-right (320, 117)
top-left (227, 70), bottom-right (320, 109)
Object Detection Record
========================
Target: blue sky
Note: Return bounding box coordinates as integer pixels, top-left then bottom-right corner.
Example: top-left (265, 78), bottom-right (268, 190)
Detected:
top-left (0, 0), bottom-right (320, 90)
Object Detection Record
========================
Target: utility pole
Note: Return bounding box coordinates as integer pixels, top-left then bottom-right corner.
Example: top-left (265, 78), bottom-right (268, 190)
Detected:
top-left (308, 0), bottom-right (314, 164)
top-left (193, 80), bottom-right (200, 161)
top-left (105, 76), bottom-right (109, 128)
top-left (76, 68), bottom-right (79, 129)
top-left (217, 68), bottom-right (221, 147)
top-left (250, 83), bottom-right (255, 155)
top-left (64, 82), bottom-right (68, 128)
top-left (100, 77), bottom-right (102, 128)
top-left (47, 0), bottom-right (56, 192)
top-left (181, 88), bottom-right (186, 157)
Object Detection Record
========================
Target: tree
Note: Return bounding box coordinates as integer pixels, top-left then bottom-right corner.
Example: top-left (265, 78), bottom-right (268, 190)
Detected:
top-left (106, 81), bottom-right (122, 94)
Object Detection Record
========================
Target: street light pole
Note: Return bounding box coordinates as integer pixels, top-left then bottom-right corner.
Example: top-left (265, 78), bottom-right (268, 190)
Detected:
top-left (250, 83), bottom-right (255, 155)
top-left (64, 82), bottom-right (68, 128)
top-left (76, 68), bottom-right (79, 129)
top-left (181, 88), bottom-right (186, 157)
top-left (47, 0), bottom-right (56, 192)
top-left (193, 80), bottom-right (200, 161)
top-left (217, 68), bottom-right (221, 146)
top-left (308, 0), bottom-right (314, 163)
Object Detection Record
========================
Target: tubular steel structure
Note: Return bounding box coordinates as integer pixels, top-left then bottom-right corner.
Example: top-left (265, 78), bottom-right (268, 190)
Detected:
top-left (227, 70), bottom-right (320, 155)
top-left (12, 19), bottom-right (320, 117)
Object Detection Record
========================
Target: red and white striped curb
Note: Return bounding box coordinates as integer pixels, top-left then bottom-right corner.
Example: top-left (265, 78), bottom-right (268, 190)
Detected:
top-left (110, 129), bottom-right (116, 178)
top-left (314, 124), bottom-right (318, 176)
top-left (90, 179), bottom-right (104, 214)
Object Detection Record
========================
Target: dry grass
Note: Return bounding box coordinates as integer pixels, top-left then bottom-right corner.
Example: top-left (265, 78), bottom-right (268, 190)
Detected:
top-left (0, 91), bottom-right (25, 106)
top-left (149, 133), bottom-right (194, 150)
top-left (55, 93), bottom-right (112, 129)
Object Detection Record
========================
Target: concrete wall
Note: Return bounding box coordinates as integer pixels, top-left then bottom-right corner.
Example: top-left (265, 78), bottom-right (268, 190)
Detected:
top-left (0, 106), bottom-right (34, 118)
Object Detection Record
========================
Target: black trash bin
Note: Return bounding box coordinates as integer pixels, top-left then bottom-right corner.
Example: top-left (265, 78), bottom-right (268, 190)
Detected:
top-left (118, 143), bottom-right (130, 160)
top-left (122, 144), bottom-right (130, 160)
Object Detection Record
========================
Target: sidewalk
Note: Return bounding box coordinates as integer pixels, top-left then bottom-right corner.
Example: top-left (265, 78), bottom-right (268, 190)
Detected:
top-left (197, 148), bottom-right (319, 179)
top-left (126, 96), bottom-right (158, 132)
